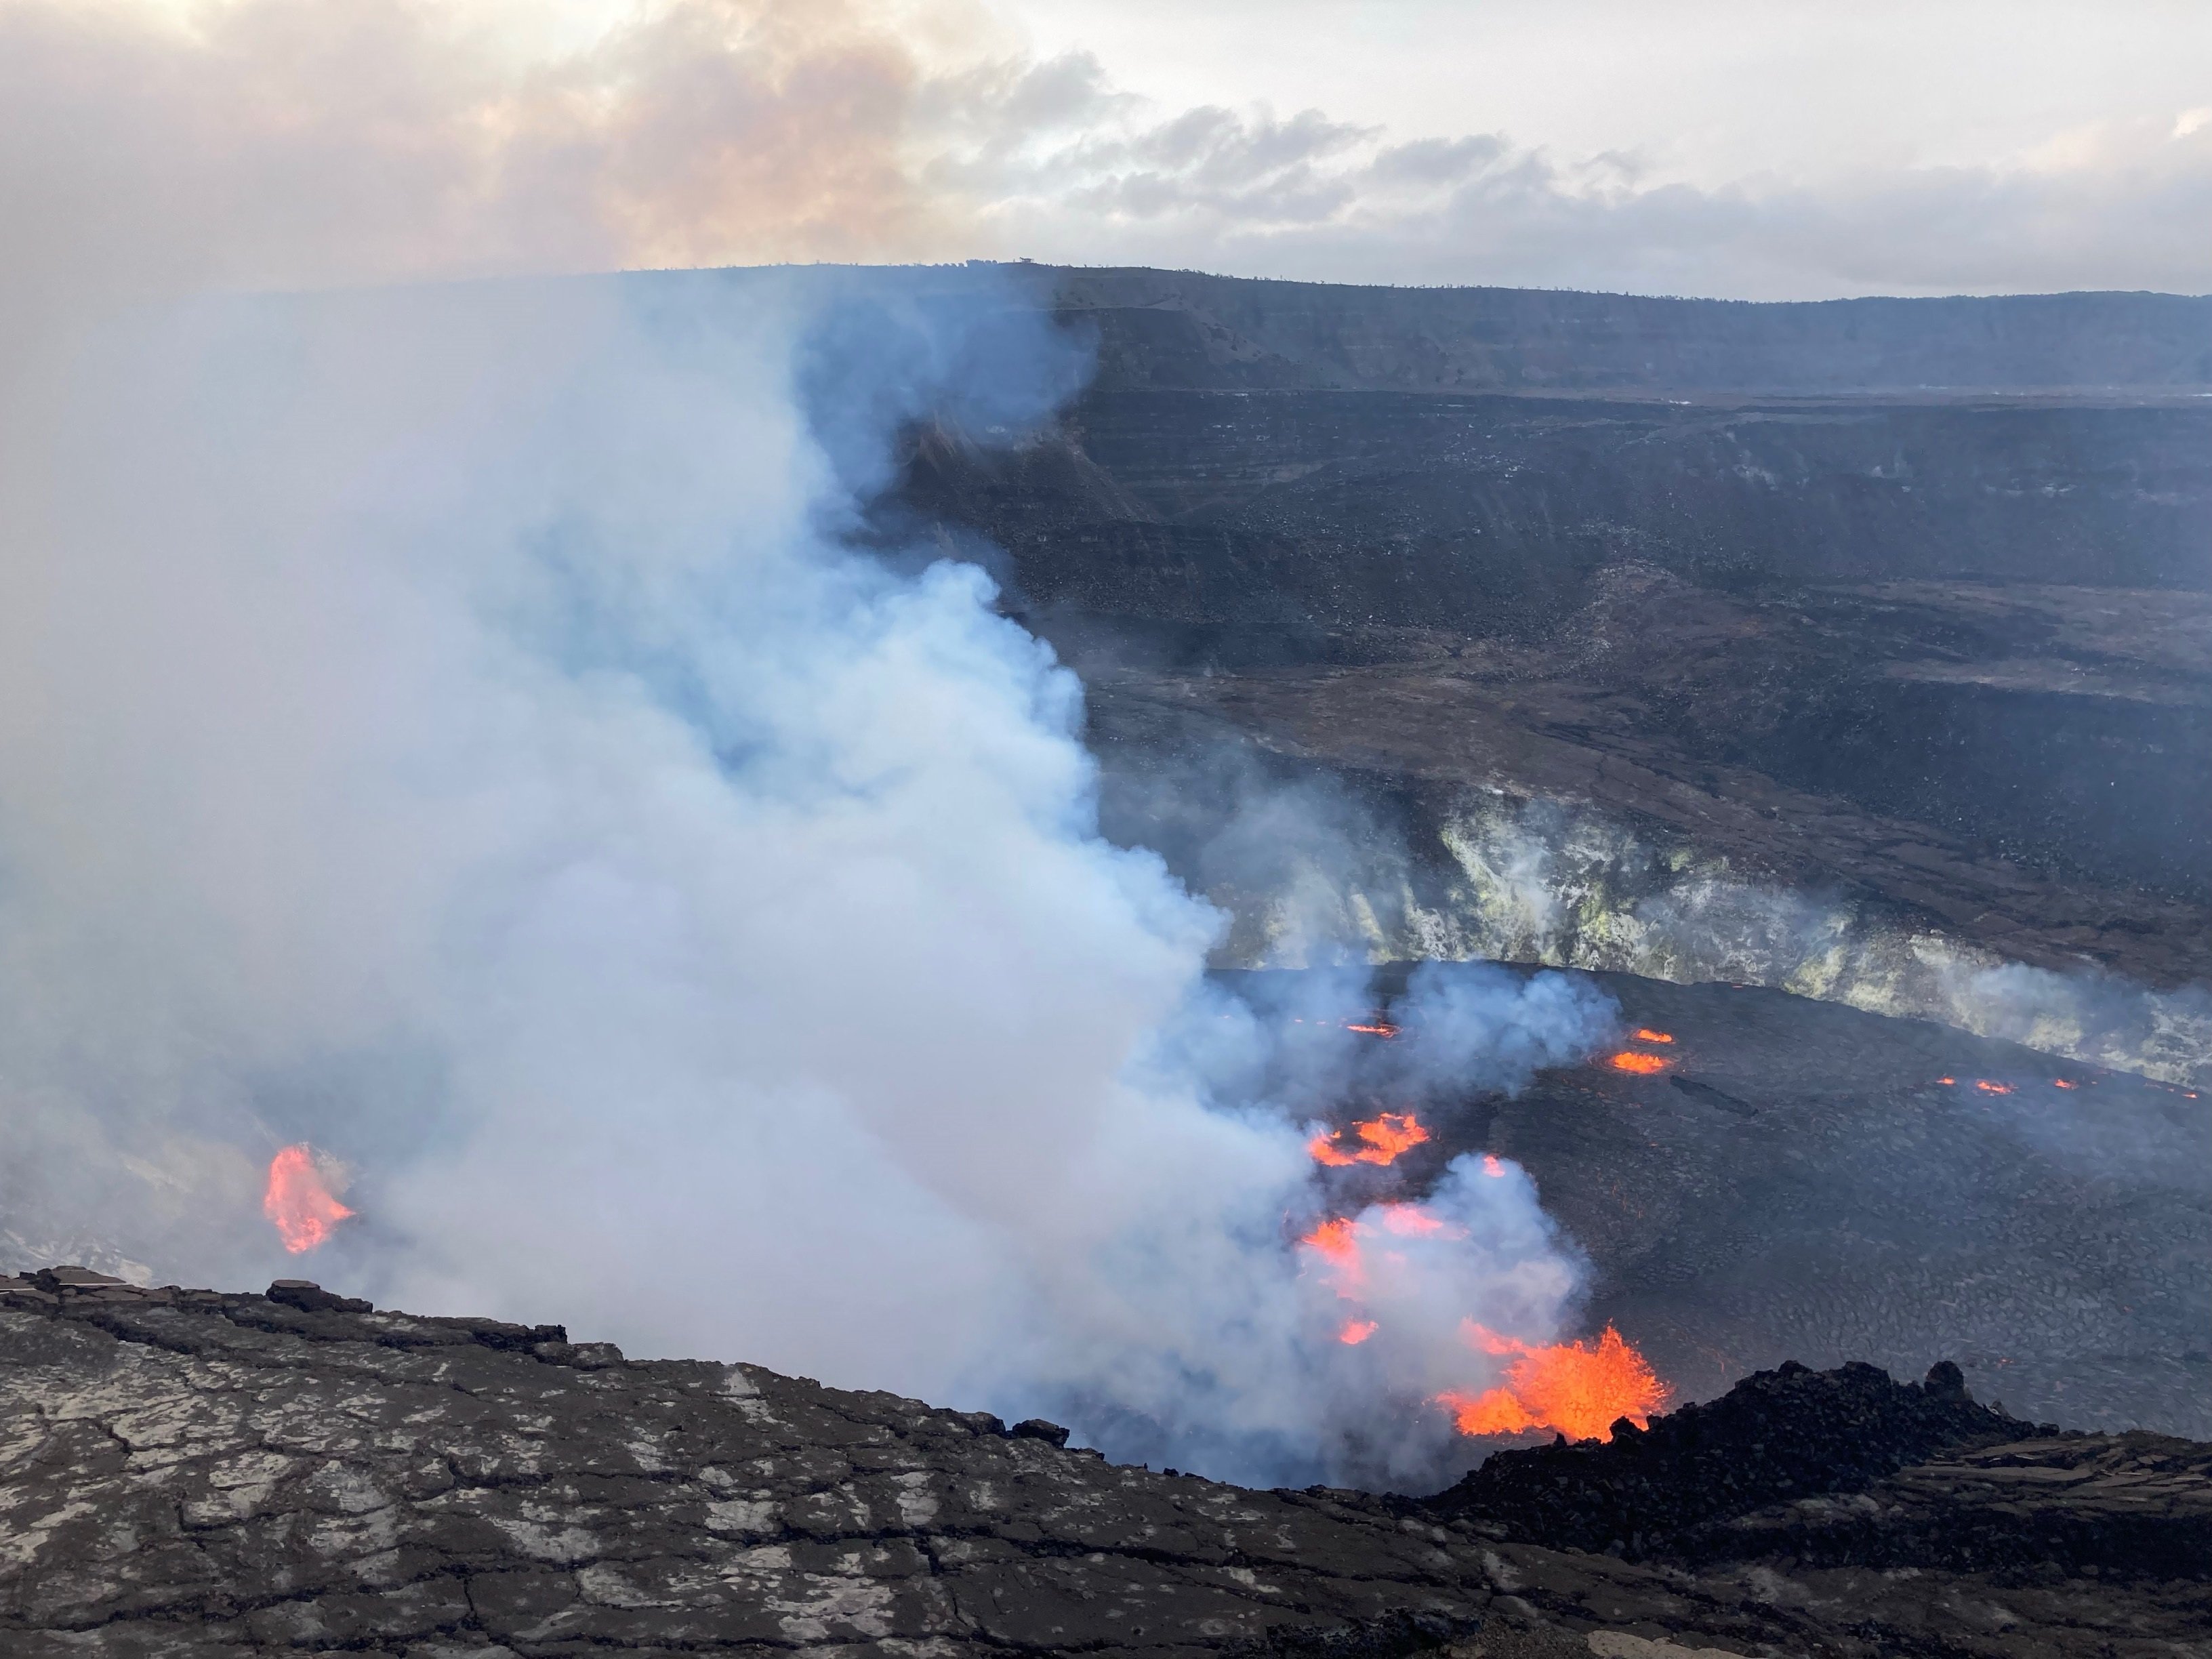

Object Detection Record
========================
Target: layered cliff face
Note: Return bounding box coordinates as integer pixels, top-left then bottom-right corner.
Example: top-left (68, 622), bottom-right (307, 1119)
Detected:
top-left (886, 268), bottom-right (2212, 1057)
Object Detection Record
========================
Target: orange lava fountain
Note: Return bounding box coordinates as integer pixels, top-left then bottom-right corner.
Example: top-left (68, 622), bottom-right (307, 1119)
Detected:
top-left (1436, 1324), bottom-right (1670, 1442)
top-left (1297, 1092), bottom-right (1670, 1444)
top-left (264, 1145), bottom-right (354, 1254)
top-left (1308, 1111), bottom-right (1431, 1168)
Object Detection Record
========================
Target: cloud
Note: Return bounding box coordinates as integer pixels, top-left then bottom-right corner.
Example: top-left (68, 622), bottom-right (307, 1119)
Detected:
top-left (8, 0), bottom-right (2211, 314)
top-left (0, 0), bottom-right (958, 332)
top-left (945, 83), bottom-right (2212, 298)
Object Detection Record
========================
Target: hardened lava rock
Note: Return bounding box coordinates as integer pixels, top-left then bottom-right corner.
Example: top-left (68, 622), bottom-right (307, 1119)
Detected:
top-left (3, 1269), bottom-right (2210, 1656)
top-left (1426, 1359), bottom-right (2032, 1558)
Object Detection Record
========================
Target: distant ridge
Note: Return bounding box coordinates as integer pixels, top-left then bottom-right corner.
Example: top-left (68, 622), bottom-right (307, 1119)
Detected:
top-left (1029, 266), bottom-right (2212, 396)
top-left (676, 262), bottom-right (2212, 396)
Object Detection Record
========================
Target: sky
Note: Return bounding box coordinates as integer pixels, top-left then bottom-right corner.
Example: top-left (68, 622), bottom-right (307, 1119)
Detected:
top-left (4, 0), bottom-right (2210, 307)
top-left (1006, 1), bottom-right (2212, 186)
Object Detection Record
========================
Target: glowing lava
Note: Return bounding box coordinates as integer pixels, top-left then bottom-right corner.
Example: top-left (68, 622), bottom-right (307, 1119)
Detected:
top-left (1974, 1080), bottom-right (2014, 1095)
top-left (1307, 1111), bottom-right (1431, 1168)
top-left (1436, 1324), bottom-right (1670, 1442)
top-left (1297, 1127), bottom-right (1669, 1433)
top-left (1297, 1204), bottom-right (1462, 1299)
top-left (263, 1145), bottom-right (354, 1254)
top-left (1607, 1050), bottom-right (1669, 1074)
top-left (1299, 1216), bottom-right (1361, 1268)
top-left (1633, 1029), bottom-right (1675, 1044)
top-left (1285, 1016), bottom-right (1399, 1037)
top-left (1376, 1202), bottom-right (1448, 1235)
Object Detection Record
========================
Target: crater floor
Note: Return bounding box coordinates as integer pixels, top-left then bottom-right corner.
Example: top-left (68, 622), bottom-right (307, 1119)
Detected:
top-left (1234, 966), bottom-right (2212, 1441)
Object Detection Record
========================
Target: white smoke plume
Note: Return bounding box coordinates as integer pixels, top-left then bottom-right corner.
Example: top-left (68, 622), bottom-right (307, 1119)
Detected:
top-left (0, 268), bottom-right (1611, 1488)
top-left (1192, 962), bottom-right (1619, 1124)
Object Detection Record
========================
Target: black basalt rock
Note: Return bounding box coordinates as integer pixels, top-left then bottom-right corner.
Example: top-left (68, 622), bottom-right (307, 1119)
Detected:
top-left (1427, 1357), bottom-right (2028, 1557)
top-left (1225, 1608), bottom-right (1481, 1658)
top-left (264, 1278), bottom-right (372, 1315)
top-left (3, 1273), bottom-right (2207, 1654)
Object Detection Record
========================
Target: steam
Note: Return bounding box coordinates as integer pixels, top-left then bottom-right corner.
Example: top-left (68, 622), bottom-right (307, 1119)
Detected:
top-left (1193, 792), bottom-right (2212, 1089)
top-left (0, 270), bottom-right (1608, 1488)
top-left (1190, 961), bottom-right (1619, 1127)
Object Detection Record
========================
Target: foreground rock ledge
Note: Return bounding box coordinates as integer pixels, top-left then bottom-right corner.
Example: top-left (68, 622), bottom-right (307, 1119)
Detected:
top-left (2, 1270), bottom-right (2207, 1658)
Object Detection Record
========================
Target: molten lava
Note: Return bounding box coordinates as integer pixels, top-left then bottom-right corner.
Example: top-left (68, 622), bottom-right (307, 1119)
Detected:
top-left (263, 1145), bottom-right (354, 1254)
top-left (1376, 1202), bottom-right (1448, 1236)
top-left (1300, 1216), bottom-right (1361, 1268)
top-left (1436, 1324), bottom-right (1669, 1442)
top-left (1974, 1080), bottom-right (2014, 1095)
top-left (1607, 1050), bottom-right (1669, 1075)
top-left (1307, 1111), bottom-right (1431, 1168)
top-left (1285, 1016), bottom-right (1399, 1037)
top-left (1296, 1097), bottom-right (1667, 1435)
top-left (1633, 1029), bottom-right (1675, 1044)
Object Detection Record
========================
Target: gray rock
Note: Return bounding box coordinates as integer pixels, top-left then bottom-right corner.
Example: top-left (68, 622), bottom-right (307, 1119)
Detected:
top-left (2, 1272), bottom-right (2207, 1656)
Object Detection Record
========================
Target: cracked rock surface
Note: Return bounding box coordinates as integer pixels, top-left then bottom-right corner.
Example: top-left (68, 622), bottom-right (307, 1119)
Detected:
top-left (3, 1270), bottom-right (2209, 1657)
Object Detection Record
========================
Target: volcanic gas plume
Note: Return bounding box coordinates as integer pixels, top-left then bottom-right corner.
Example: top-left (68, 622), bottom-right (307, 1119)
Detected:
top-left (0, 272), bottom-right (1635, 1488)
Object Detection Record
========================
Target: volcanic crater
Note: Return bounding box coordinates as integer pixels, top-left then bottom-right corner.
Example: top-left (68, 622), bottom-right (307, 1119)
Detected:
top-left (5, 268), bottom-right (2211, 1654)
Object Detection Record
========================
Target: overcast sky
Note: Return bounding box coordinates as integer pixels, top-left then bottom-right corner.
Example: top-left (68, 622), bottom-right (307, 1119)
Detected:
top-left (1006, 2), bottom-right (2212, 186)
top-left (7, 0), bottom-right (2211, 302)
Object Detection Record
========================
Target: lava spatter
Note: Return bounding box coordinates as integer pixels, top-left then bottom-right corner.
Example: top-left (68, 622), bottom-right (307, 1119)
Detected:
top-left (1437, 1323), bottom-right (1670, 1442)
top-left (1298, 1094), bottom-right (1670, 1448)
top-left (1307, 1111), bottom-right (1431, 1167)
top-left (263, 1145), bottom-right (354, 1254)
